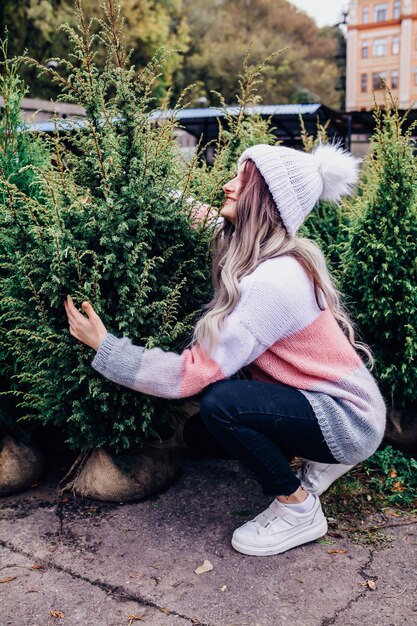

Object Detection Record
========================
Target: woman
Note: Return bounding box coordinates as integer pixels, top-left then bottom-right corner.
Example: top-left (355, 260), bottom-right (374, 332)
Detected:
top-left (64, 143), bottom-right (386, 557)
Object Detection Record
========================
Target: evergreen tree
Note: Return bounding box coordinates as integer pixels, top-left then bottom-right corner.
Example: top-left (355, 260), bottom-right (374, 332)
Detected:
top-left (298, 118), bottom-right (352, 273)
top-left (0, 1), bottom-right (215, 455)
top-left (0, 41), bottom-right (51, 440)
top-left (340, 94), bottom-right (417, 413)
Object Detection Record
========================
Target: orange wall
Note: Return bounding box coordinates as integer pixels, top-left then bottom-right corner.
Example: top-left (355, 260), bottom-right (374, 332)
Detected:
top-left (349, 1), bottom-right (417, 109)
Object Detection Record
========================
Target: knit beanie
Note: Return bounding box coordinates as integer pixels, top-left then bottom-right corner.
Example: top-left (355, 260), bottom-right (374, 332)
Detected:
top-left (238, 143), bottom-right (361, 236)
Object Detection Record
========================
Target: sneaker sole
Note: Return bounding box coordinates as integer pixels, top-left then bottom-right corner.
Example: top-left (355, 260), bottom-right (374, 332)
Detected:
top-left (231, 518), bottom-right (328, 557)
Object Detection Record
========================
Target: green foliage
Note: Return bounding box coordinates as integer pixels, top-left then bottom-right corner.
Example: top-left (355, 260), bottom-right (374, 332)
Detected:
top-left (0, 2), bottom-right (215, 454)
top-left (298, 118), bottom-right (352, 272)
top-left (0, 42), bottom-right (50, 201)
top-left (0, 40), bottom-right (51, 439)
top-left (340, 93), bottom-right (417, 411)
top-left (364, 445), bottom-right (417, 506)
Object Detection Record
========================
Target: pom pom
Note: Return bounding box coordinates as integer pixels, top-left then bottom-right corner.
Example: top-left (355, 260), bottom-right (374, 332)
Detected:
top-left (312, 143), bottom-right (361, 203)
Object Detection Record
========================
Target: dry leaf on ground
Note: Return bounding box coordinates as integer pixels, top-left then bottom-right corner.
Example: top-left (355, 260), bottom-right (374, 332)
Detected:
top-left (194, 559), bottom-right (214, 575)
top-left (127, 615), bottom-right (144, 621)
top-left (32, 565), bottom-right (43, 570)
top-left (0, 577), bottom-right (17, 583)
top-left (392, 481), bottom-right (407, 493)
top-left (49, 610), bottom-right (65, 619)
top-left (367, 580), bottom-right (377, 590)
top-left (327, 548), bottom-right (347, 555)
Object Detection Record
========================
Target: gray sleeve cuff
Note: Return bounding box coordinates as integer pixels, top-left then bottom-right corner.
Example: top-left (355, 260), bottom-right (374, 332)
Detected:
top-left (91, 333), bottom-right (144, 389)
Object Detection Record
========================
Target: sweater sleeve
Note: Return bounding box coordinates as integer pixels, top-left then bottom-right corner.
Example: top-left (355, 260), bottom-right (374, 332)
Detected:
top-left (91, 294), bottom-right (266, 399)
top-left (91, 257), bottom-right (320, 398)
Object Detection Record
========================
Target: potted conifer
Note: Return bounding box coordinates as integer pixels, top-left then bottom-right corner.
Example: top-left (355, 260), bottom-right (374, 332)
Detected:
top-left (0, 1), bottom-right (279, 499)
top-left (340, 90), bottom-right (417, 452)
top-left (0, 43), bottom-right (45, 494)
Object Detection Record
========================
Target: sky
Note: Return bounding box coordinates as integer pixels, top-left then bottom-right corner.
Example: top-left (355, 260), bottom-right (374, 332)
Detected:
top-left (289, 0), bottom-right (349, 27)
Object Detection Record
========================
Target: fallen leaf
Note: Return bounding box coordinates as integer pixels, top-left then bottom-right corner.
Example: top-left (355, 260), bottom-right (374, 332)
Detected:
top-left (366, 495), bottom-right (372, 501)
top-left (161, 608), bottom-right (171, 615)
top-left (49, 610), bottom-right (65, 619)
top-left (385, 509), bottom-right (401, 518)
top-left (392, 481), bottom-right (407, 493)
top-left (0, 577), bottom-right (17, 583)
top-left (31, 565), bottom-right (43, 570)
top-left (220, 585), bottom-right (227, 592)
top-left (367, 580), bottom-right (377, 590)
top-left (127, 615), bottom-right (144, 621)
top-left (327, 549), bottom-right (347, 555)
top-left (194, 559), bottom-right (214, 575)
top-left (26, 589), bottom-right (39, 593)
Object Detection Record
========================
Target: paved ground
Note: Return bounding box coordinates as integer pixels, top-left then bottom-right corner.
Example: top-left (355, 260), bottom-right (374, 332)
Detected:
top-left (0, 458), bottom-right (416, 626)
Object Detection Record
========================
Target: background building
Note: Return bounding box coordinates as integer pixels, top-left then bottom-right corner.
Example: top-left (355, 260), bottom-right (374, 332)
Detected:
top-left (346, 0), bottom-right (417, 110)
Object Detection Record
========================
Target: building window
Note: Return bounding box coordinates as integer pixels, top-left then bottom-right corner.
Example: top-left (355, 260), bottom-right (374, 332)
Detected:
top-left (374, 3), bottom-right (388, 22)
top-left (373, 38), bottom-right (387, 57)
top-left (391, 71), bottom-right (399, 90)
top-left (373, 72), bottom-right (386, 89)
top-left (393, 1), bottom-right (401, 19)
top-left (361, 40), bottom-right (369, 58)
top-left (362, 6), bottom-right (369, 24)
top-left (392, 36), bottom-right (400, 55)
top-left (361, 74), bottom-right (368, 93)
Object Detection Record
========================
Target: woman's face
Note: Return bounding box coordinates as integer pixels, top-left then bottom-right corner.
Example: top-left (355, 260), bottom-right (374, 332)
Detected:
top-left (220, 163), bottom-right (246, 223)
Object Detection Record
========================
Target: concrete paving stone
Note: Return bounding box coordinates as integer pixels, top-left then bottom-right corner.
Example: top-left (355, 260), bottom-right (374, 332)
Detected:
top-left (329, 527), bottom-right (417, 626)
top-left (0, 545), bottom-right (188, 626)
top-left (1, 458), bottom-right (416, 626)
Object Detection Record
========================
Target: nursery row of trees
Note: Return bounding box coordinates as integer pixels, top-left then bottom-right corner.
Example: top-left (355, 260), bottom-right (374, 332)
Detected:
top-left (1, 0), bottom-right (344, 107)
top-left (0, 1), bottom-right (416, 499)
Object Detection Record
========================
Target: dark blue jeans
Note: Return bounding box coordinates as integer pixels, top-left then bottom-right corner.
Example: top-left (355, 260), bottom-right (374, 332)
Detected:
top-left (200, 379), bottom-right (337, 496)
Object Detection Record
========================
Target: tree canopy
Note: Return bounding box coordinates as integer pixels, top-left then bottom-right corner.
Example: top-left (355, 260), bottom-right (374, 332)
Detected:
top-left (1, 0), bottom-right (342, 107)
top-left (0, 0), bottom-right (188, 100)
top-left (176, 0), bottom-right (341, 107)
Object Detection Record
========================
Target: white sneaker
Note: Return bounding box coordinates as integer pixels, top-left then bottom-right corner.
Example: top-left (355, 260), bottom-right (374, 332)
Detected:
top-left (231, 496), bottom-right (327, 556)
top-left (298, 460), bottom-right (355, 496)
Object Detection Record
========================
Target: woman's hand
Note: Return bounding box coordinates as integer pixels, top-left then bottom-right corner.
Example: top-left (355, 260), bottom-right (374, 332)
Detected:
top-left (64, 295), bottom-right (108, 352)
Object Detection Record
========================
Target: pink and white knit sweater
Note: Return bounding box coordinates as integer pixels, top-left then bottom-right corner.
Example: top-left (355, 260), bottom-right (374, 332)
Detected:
top-left (92, 255), bottom-right (386, 464)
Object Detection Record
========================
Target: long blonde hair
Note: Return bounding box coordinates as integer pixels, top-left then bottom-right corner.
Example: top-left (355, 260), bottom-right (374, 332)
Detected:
top-left (193, 159), bottom-right (373, 366)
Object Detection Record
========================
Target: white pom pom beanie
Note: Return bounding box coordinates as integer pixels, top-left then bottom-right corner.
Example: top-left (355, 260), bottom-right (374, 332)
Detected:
top-left (238, 143), bottom-right (361, 236)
